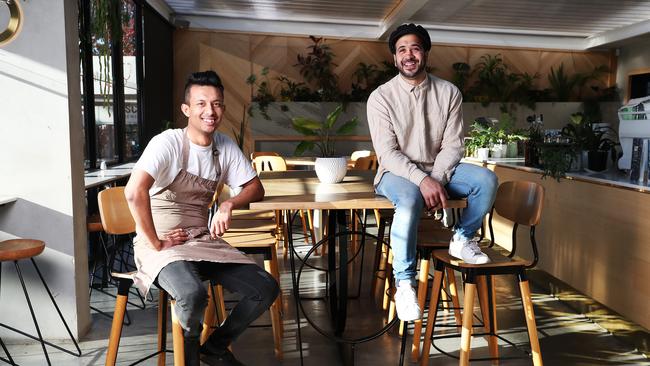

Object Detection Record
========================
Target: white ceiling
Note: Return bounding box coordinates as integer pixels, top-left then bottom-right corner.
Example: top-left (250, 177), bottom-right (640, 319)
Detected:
top-left (148, 0), bottom-right (650, 50)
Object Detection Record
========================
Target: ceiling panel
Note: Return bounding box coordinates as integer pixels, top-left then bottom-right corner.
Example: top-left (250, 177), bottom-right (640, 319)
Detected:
top-left (158, 0), bottom-right (650, 49)
top-left (166, 0), bottom-right (400, 23)
top-left (411, 0), bottom-right (650, 36)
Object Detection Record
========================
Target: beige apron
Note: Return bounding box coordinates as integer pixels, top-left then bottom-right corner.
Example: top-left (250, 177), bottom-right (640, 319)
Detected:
top-left (133, 131), bottom-right (254, 295)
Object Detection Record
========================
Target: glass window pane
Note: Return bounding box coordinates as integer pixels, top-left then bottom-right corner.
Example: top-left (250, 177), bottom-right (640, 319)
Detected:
top-left (91, 0), bottom-right (117, 165)
top-left (122, 0), bottom-right (140, 160)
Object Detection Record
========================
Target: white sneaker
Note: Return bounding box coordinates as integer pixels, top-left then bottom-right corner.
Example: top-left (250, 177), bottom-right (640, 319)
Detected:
top-left (394, 280), bottom-right (422, 321)
top-left (449, 235), bottom-right (491, 264)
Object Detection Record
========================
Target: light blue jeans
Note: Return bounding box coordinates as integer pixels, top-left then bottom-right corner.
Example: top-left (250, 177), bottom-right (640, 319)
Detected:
top-left (376, 163), bottom-right (498, 285)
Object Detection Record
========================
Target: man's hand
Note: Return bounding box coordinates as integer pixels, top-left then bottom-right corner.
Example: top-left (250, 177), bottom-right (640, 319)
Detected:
top-left (210, 201), bottom-right (233, 238)
top-left (154, 228), bottom-right (189, 251)
top-left (419, 176), bottom-right (448, 211)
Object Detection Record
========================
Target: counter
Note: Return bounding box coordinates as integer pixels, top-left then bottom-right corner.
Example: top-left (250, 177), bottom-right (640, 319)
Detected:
top-left (466, 157), bottom-right (650, 331)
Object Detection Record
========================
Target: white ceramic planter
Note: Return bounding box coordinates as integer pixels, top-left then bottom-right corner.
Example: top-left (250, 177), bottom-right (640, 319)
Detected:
top-left (490, 143), bottom-right (507, 158)
top-left (477, 148), bottom-right (490, 161)
top-left (315, 157), bottom-right (348, 183)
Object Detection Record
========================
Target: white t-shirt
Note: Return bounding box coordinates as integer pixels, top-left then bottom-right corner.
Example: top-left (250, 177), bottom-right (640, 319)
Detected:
top-left (134, 129), bottom-right (257, 196)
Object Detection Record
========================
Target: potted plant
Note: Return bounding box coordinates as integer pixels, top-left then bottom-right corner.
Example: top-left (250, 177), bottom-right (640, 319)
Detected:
top-left (538, 142), bottom-right (576, 181)
top-left (292, 104), bottom-right (358, 183)
top-left (561, 112), bottom-right (617, 172)
top-left (466, 121), bottom-right (494, 161)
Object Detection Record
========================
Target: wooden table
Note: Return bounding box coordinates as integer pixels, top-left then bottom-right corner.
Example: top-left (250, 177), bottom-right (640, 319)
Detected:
top-left (250, 170), bottom-right (465, 365)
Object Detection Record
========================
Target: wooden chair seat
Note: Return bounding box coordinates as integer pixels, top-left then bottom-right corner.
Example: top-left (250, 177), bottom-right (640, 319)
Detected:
top-left (221, 232), bottom-right (277, 248)
top-left (232, 209), bottom-right (275, 220)
top-left (432, 247), bottom-right (532, 269)
top-left (228, 219), bottom-right (277, 233)
top-left (87, 214), bottom-right (104, 232)
top-left (0, 239), bottom-right (45, 261)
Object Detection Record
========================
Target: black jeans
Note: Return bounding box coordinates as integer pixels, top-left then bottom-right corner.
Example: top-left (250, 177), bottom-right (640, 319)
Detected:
top-left (156, 260), bottom-right (279, 348)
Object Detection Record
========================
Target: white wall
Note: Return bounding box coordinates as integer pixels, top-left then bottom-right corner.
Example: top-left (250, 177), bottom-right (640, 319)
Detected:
top-left (615, 35), bottom-right (650, 101)
top-left (0, 0), bottom-right (89, 339)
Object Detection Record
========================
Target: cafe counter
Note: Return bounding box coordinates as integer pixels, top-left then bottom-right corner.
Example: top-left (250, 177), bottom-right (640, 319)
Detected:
top-left (464, 158), bottom-right (650, 331)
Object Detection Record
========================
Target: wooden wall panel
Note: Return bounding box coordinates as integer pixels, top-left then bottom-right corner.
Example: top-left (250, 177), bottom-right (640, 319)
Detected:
top-left (480, 163), bottom-right (650, 330)
top-left (173, 30), bottom-right (615, 145)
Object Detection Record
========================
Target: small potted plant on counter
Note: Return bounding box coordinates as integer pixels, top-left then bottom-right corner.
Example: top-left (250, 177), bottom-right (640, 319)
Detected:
top-left (466, 121), bottom-right (494, 161)
top-left (292, 104), bottom-right (358, 183)
top-left (561, 112), bottom-right (618, 172)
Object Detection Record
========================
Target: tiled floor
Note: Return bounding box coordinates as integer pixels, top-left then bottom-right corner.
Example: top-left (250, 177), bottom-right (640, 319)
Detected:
top-left (2, 229), bottom-right (649, 365)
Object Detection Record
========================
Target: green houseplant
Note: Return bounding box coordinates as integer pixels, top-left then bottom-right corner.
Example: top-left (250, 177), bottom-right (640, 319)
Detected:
top-left (561, 112), bottom-right (617, 171)
top-left (291, 104), bottom-right (358, 183)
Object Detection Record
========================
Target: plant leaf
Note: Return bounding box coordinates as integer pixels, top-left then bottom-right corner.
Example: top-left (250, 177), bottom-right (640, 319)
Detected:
top-left (336, 117), bottom-right (358, 135)
top-left (325, 105), bottom-right (343, 129)
top-left (292, 117), bottom-right (322, 131)
top-left (294, 141), bottom-right (315, 156)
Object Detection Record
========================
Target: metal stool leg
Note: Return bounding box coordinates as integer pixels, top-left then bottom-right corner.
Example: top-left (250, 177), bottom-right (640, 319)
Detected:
top-left (30, 258), bottom-right (81, 356)
top-left (0, 336), bottom-right (15, 365)
top-left (14, 260), bottom-right (51, 365)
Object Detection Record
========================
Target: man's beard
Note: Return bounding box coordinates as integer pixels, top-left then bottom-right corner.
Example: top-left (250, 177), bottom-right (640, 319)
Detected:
top-left (397, 57), bottom-right (427, 80)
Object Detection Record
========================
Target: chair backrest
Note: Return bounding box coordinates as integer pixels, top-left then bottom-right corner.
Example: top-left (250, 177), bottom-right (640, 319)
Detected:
top-left (350, 150), bottom-right (374, 161)
top-left (97, 186), bottom-right (136, 235)
top-left (352, 155), bottom-right (378, 170)
top-left (493, 181), bottom-right (544, 226)
top-left (252, 156), bottom-right (287, 174)
top-left (250, 151), bottom-right (280, 160)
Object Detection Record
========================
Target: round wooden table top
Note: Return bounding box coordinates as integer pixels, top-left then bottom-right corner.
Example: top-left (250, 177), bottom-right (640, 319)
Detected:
top-left (0, 239), bottom-right (45, 261)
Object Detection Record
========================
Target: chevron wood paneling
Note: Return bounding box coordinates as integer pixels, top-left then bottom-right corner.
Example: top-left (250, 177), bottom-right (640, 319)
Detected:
top-left (173, 30), bottom-right (615, 150)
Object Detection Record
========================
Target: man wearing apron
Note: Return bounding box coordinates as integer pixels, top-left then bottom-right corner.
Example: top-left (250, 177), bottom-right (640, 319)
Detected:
top-left (124, 70), bottom-right (279, 366)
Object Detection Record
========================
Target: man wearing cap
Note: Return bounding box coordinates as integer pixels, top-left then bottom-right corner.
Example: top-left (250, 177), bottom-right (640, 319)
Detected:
top-left (367, 23), bottom-right (498, 321)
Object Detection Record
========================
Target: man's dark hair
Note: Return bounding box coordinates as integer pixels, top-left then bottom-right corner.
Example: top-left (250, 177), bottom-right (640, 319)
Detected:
top-left (184, 70), bottom-right (224, 102)
top-left (388, 23), bottom-right (431, 54)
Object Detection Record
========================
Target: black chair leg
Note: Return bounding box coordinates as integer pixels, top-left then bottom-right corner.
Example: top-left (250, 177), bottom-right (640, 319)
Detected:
top-left (0, 336), bottom-right (15, 365)
top-left (399, 320), bottom-right (409, 366)
top-left (30, 258), bottom-right (81, 357)
top-left (14, 260), bottom-right (51, 365)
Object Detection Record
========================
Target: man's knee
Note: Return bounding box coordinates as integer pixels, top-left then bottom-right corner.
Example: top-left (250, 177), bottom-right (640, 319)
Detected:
top-left (173, 280), bottom-right (208, 313)
top-left (244, 268), bottom-right (280, 308)
top-left (481, 168), bottom-right (498, 193)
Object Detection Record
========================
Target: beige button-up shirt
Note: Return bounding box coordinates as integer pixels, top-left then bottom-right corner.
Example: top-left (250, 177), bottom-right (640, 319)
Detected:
top-left (367, 74), bottom-right (465, 187)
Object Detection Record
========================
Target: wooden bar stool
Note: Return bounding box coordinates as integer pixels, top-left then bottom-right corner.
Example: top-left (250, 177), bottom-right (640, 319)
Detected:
top-left (210, 231), bottom-right (284, 359)
top-left (419, 181), bottom-right (545, 366)
top-left (0, 239), bottom-right (81, 365)
top-left (99, 187), bottom-right (195, 366)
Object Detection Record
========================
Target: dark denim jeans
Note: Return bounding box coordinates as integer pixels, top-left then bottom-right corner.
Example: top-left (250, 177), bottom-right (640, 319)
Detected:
top-left (156, 260), bottom-right (279, 349)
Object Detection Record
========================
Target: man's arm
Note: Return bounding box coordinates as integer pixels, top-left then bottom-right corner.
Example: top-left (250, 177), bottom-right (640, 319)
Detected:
top-left (124, 170), bottom-right (188, 250)
top-left (210, 176), bottom-right (264, 238)
top-left (430, 88), bottom-right (465, 185)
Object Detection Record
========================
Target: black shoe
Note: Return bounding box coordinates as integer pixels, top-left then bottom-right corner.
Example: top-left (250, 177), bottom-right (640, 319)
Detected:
top-left (183, 336), bottom-right (201, 366)
top-left (200, 347), bottom-right (246, 366)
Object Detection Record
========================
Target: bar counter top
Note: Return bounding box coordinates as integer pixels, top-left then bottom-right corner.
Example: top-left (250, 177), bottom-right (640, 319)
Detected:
top-left (464, 157), bottom-right (650, 194)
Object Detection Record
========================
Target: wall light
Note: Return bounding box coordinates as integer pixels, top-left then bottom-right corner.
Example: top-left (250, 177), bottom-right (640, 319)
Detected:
top-left (0, 0), bottom-right (23, 46)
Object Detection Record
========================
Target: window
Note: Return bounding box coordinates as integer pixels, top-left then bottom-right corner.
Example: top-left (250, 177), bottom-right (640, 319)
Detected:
top-left (79, 0), bottom-right (144, 169)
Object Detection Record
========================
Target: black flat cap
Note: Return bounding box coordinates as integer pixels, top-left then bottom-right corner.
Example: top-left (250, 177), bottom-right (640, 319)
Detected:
top-left (388, 23), bottom-right (431, 54)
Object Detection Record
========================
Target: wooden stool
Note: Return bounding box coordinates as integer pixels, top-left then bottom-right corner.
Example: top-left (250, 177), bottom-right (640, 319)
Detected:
top-left (211, 231), bottom-right (284, 359)
top-left (105, 271), bottom-right (191, 365)
top-left (419, 181), bottom-right (545, 366)
top-left (0, 239), bottom-right (81, 365)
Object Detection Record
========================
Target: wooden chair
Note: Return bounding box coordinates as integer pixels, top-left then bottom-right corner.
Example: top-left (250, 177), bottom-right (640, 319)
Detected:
top-left (100, 186), bottom-right (216, 366)
top-left (0, 239), bottom-right (81, 365)
top-left (251, 152), bottom-right (280, 172)
top-left (352, 155), bottom-right (378, 170)
top-left (251, 156), bottom-right (316, 252)
top-left (419, 181), bottom-right (545, 366)
top-left (252, 156), bottom-right (287, 174)
top-left (207, 231), bottom-right (284, 359)
top-left (350, 150), bottom-right (374, 162)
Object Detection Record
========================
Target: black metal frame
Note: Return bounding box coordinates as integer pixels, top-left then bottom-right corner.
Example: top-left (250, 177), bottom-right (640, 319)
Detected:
top-left (284, 208), bottom-right (406, 366)
top-left (0, 259), bottom-right (82, 365)
top-left (79, 0), bottom-right (145, 170)
top-left (421, 212), bottom-right (541, 364)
